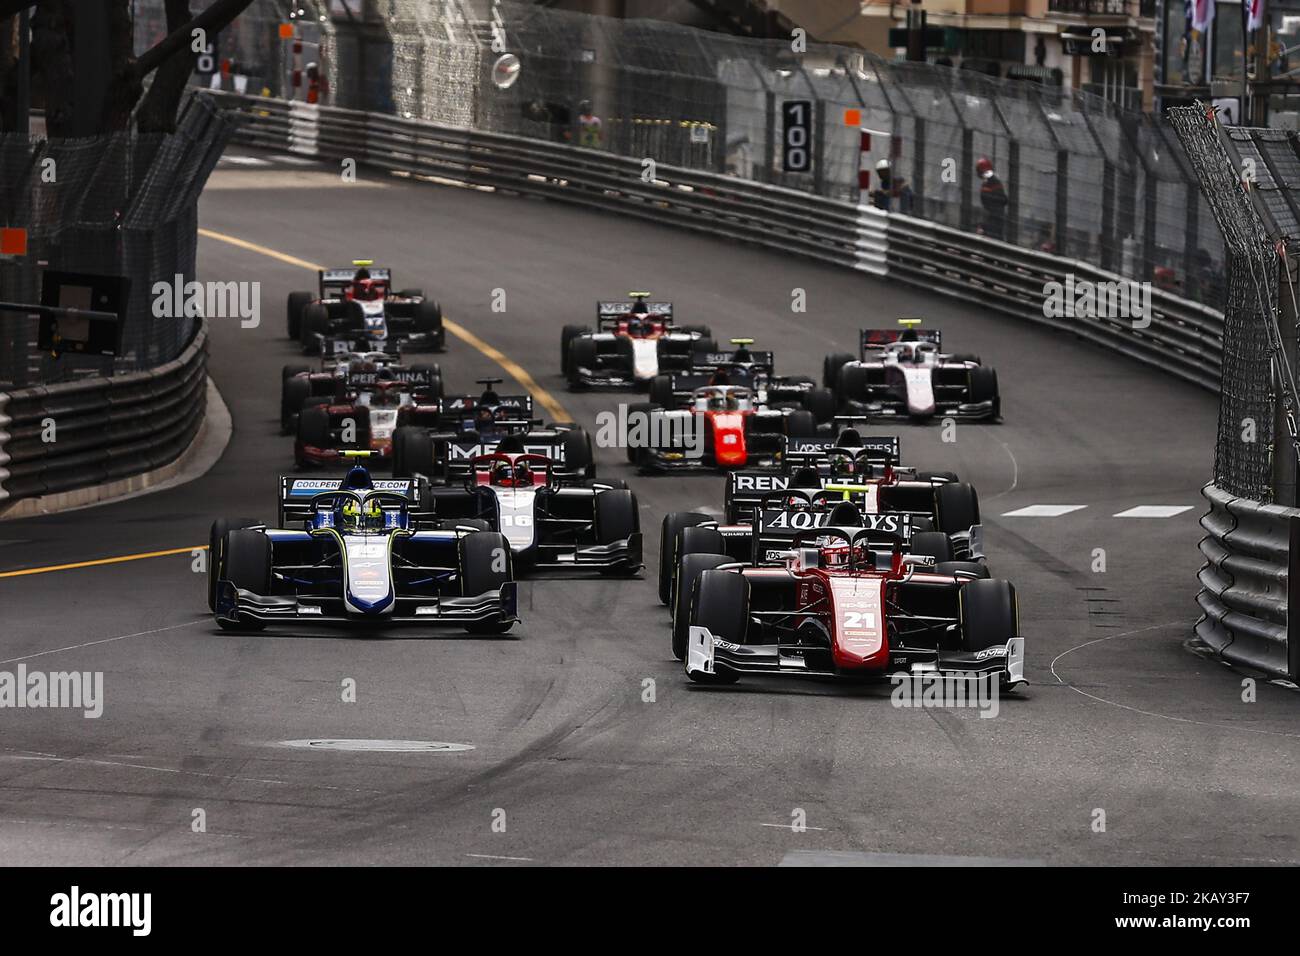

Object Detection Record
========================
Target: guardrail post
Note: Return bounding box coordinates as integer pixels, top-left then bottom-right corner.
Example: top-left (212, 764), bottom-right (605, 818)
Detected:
top-left (1007, 140), bottom-right (1021, 246)
top-left (1144, 175), bottom-right (1158, 283)
top-left (1056, 148), bottom-right (1069, 259)
top-left (813, 98), bottom-right (827, 196)
top-left (1276, 251), bottom-right (1300, 507)
top-left (763, 90), bottom-right (776, 185)
top-left (913, 115), bottom-right (926, 215)
top-left (960, 127), bottom-right (974, 231)
top-left (1183, 183), bottom-right (1198, 296)
top-left (1101, 159), bottom-right (1116, 271)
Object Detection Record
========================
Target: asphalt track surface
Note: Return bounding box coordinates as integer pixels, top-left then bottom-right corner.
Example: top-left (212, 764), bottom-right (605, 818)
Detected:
top-left (1, 151), bottom-right (1296, 866)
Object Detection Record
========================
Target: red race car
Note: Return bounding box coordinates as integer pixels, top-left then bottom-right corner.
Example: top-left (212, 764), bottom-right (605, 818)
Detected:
top-left (679, 502), bottom-right (1024, 689)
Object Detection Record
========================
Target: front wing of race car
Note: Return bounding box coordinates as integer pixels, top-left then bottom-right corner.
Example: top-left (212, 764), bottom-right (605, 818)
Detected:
top-left (686, 624), bottom-right (1025, 685)
top-left (214, 579), bottom-right (518, 627)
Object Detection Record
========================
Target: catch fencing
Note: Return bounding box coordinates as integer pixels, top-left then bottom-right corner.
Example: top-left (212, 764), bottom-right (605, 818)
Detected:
top-left (181, 0), bottom-right (1227, 308)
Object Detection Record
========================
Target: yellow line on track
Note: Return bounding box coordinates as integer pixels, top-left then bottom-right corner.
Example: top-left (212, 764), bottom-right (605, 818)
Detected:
top-left (197, 227), bottom-right (573, 421)
top-left (0, 546), bottom-right (204, 579)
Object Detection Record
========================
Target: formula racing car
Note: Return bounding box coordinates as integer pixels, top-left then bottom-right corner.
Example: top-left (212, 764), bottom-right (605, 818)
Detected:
top-left (294, 365), bottom-right (442, 468)
top-left (824, 321), bottom-right (1000, 422)
top-left (563, 293), bottom-right (715, 389)
top-left (287, 260), bottom-right (444, 354)
top-left (208, 466), bottom-right (517, 633)
top-left (677, 503), bottom-right (1024, 689)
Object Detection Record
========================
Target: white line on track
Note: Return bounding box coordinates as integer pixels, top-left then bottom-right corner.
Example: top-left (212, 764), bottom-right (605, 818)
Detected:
top-left (0, 620), bottom-right (202, 666)
top-left (1049, 623), bottom-right (1300, 739)
top-left (1000, 504), bottom-right (1087, 517)
top-left (1113, 505), bottom-right (1194, 518)
top-left (760, 823), bottom-right (829, 831)
top-left (465, 853), bottom-right (535, 862)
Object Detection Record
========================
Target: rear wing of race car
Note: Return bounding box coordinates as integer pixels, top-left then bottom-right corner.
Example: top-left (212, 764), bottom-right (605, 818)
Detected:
top-left (320, 266), bottom-right (392, 299)
top-left (438, 431), bottom-right (585, 480)
top-left (345, 367), bottom-right (438, 389)
top-left (277, 472), bottom-right (431, 526)
top-left (438, 394), bottom-right (534, 417)
top-left (596, 300), bottom-right (672, 327)
top-left (692, 348), bottom-right (775, 370)
top-left (859, 327), bottom-right (941, 358)
top-left (323, 337), bottom-right (401, 359)
top-left (752, 508), bottom-right (912, 564)
top-left (785, 432), bottom-right (901, 465)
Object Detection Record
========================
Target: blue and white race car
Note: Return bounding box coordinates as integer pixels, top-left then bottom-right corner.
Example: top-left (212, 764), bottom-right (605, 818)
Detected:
top-left (208, 465), bottom-right (517, 633)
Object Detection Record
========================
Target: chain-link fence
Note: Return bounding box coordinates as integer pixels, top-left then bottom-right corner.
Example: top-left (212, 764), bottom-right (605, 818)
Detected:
top-left (186, 0), bottom-right (1227, 309)
top-left (1168, 105), bottom-right (1283, 503)
top-left (0, 92), bottom-right (234, 388)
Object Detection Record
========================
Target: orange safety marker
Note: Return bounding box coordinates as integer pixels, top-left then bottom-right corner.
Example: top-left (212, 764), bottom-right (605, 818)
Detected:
top-left (844, 108), bottom-right (862, 127)
top-left (278, 22), bottom-right (294, 39)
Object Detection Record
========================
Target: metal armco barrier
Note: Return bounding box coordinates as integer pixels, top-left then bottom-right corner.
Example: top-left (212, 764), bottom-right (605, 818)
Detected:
top-left (0, 324), bottom-right (208, 508)
top-left (209, 92), bottom-right (1300, 677)
top-left (1197, 483), bottom-right (1300, 680)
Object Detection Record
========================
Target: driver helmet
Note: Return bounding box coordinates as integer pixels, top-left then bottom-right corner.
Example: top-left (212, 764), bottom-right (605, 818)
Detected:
top-left (627, 316), bottom-right (647, 337)
top-left (492, 459), bottom-right (533, 488)
top-left (475, 407), bottom-right (496, 430)
top-left (827, 451), bottom-right (858, 481)
top-left (630, 299), bottom-right (649, 315)
top-left (733, 344), bottom-right (752, 363)
top-left (340, 495), bottom-right (383, 532)
top-left (352, 276), bottom-right (383, 301)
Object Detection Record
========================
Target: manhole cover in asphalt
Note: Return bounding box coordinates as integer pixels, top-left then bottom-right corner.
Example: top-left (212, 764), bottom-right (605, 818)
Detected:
top-left (280, 739), bottom-right (474, 753)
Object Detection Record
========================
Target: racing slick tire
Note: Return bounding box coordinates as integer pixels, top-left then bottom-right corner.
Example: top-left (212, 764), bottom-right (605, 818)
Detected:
top-left (824, 352), bottom-right (855, 389)
top-left (648, 374), bottom-right (675, 409)
top-left (297, 407), bottom-right (334, 462)
top-left (280, 376), bottom-right (312, 435)
top-left (659, 512), bottom-right (713, 604)
top-left (216, 530), bottom-right (271, 630)
top-left (918, 470), bottom-right (960, 483)
top-left (392, 426), bottom-right (434, 478)
top-left (686, 570), bottom-right (746, 684)
top-left (670, 526), bottom-right (727, 613)
top-left (950, 353), bottom-right (982, 365)
top-left (208, 517), bottom-right (259, 611)
top-left (460, 531), bottom-right (515, 634)
top-left (672, 553), bottom-right (734, 661)
top-left (783, 409), bottom-right (817, 438)
top-left (625, 402), bottom-right (660, 463)
top-left (909, 531), bottom-right (954, 565)
top-left (398, 288), bottom-right (424, 299)
top-left (287, 291), bottom-right (314, 340)
top-left (281, 363), bottom-right (310, 380)
top-left (936, 561), bottom-right (990, 579)
top-left (300, 303), bottom-right (330, 354)
top-left (837, 363), bottom-right (871, 402)
top-left (960, 578), bottom-right (1017, 652)
top-left (568, 337), bottom-right (598, 388)
top-left (801, 387), bottom-right (836, 424)
top-left (682, 324), bottom-right (713, 339)
top-left (936, 482), bottom-right (981, 535)
top-left (969, 366), bottom-right (999, 408)
top-left (413, 299), bottom-right (444, 350)
top-left (560, 325), bottom-right (589, 374)
top-left (594, 489), bottom-right (639, 545)
top-left (563, 428), bottom-right (596, 477)
top-left (409, 365), bottom-right (443, 400)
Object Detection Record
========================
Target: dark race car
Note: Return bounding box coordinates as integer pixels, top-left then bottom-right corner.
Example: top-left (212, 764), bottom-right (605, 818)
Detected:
top-left (287, 260), bottom-right (444, 355)
top-left (660, 478), bottom-right (985, 618)
top-left (208, 465), bottom-right (517, 634)
top-left (293, 365), bottom-right (443, 468)
top-left (421, 445), bottom-right (642, 574)
top-left (680, 518), bottom-right (1024, 689)
top-left (280, 345), bottom-right (441, 435)
top-left (823, 320), bottom-right (1000, 422)
top-left (389, 379), bottom-right (596, 483)
top-left (562, 293), bottom-right (714, 389)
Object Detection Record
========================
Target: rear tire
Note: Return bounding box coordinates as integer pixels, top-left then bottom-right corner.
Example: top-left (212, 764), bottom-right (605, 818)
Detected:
top-left (910, 531), bottom-right (954, 564)
top-left (837, 363), bottom-right (871, 402)
top-left (562, 428), bottom-right (595, 477)
top-left (625, 402), bottom-right (659, 463)
top-left (659, 511), bottom-right (712, 604)
top-left (299, 303), bottom-right (329, 354)
top-left (568, 337), bottom-right (598, 388)
top-left (287, 291), bottom-right (313, 340)
top-left (413, 298), bottom-right (443, 349)
top-left (297, 406), bottom-right (332, 449)
top-left (392, 426), bottom-right (434, 478)
top-left (784, 409), bottom-right (817, 438)
top-left (280, 376), bottom-right (311, 435)
top-left (648, 374), bottom-right (675, 409)
top-left (801, 387), bottom-right (836, 424)
top-left (672, 552), bottom-right (733, 660)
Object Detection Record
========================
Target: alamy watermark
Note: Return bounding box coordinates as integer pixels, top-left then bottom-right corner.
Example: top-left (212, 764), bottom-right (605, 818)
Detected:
top-left (152, 274), bottom-right (261, 328)
top-left (1042, 274), bottom-right (1152, 329)
top-left (0, 665), bottom-right (103, 718)
top-left (594, 404), bottom-right (704, 459)
top-left (890, 671), bottom-right (999, 718)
